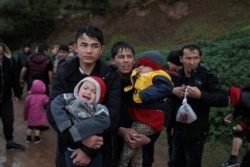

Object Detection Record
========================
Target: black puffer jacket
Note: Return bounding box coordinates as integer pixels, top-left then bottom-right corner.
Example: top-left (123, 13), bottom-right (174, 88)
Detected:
top-left (172, 65), bottom-right (228, 139)
top-left (0, 45), bottom-right (21, 103)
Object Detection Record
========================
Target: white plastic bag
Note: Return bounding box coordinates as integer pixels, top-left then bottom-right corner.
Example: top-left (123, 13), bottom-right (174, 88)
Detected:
top-left (176, 86), bottom-right (197, 124)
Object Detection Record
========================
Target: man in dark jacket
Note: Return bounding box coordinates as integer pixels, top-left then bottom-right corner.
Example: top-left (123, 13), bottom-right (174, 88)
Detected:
top-left (170, 44), bottom-right (229, 167)
top-left (20, 44), bottom-right (53, 95)
top-left (47, 25), bottom-right (121, 167)
top-left (16, 44), bottom-right (33, 96)
top-left (0, 39), bottom-right (25, 150)
top-left (111, 41), bottom-right (161, 167)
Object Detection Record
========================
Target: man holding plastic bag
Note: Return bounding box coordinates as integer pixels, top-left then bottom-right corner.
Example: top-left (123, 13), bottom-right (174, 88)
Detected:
top-left (169, 44), bottom-right (229, 167)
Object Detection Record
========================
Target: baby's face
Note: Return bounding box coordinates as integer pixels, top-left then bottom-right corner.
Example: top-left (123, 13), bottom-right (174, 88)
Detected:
top-left (77, 81), bottom-right (96, 103)
top-left (137, 64), bottom-right (154, 74)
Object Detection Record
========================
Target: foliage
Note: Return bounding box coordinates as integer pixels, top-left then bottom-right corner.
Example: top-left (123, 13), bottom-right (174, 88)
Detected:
top-left (0, 0), bottom-right (59, 47)
top-left (198, 28), bottom-right (250, 88)
top-left (99, 34), bottom-right (128, 62)
top-left (88, 0), bottom-right (111, 15)
top-left (15, 0), bottom-right (59, 42)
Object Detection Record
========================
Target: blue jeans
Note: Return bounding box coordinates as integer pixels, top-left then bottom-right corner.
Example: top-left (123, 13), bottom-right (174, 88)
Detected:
top-left (171, 130), bottom-right (206, 167)
top-left (65, 148), bottom-right (102, 167)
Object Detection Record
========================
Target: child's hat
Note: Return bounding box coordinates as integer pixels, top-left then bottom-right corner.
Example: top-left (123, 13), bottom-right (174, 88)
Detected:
top-left (74, 76), bottom-right (106, 103)
top-left (137, 50), bottom-right (163, 70)
top-left (229, 86), bottom-right (241, 106)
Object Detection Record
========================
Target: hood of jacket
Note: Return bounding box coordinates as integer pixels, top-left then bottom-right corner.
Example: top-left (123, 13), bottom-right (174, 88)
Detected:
top-left (0, 42), bottom-right (11, 58)
top-left (29, 79), bottom-right (46, 94)
top-left (29, 53), bottom-right (49, 64)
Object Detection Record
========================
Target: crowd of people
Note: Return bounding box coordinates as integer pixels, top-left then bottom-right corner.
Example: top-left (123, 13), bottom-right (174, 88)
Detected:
top-left (1, 24), bottom-right (250, 167)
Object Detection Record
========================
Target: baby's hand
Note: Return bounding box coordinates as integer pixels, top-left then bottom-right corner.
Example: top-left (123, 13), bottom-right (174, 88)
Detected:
top-left (233, 124), bottom-right (243, 132)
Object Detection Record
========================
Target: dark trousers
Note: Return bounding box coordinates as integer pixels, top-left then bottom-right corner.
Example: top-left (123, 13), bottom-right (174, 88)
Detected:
top-left (171, 130), bottom-right (206, 167)
top-left (56, 134), bottom-right (67, 167)
top-left (55, 132), bottom-right (118, 167)
top-left (241, 150), bottom-right (250, 167)
top-left (0, 98), bottom-right (14, 142)
top-left (166, 127), bottom-right (174, 167)
top-left (142, 131), bottom-right (161, 167)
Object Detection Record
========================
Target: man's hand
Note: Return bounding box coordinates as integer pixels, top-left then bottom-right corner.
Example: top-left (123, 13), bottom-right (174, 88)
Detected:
top-left (129, 130), bottom-right (151, 148)
top-left (172, 86), bottom-right (186, 98)
top-left (186, 86), bottom-right (201, 99)
top-left (71, 148), bottom-right (91, 166)
top-left (81, 135), bottom-right (103, 149)
top-left (13, 97), bottom-right (20, 103)
top-left (118, 127), bottom-right (151, 148)
top-left (233, 124), bottom-right (243, 132)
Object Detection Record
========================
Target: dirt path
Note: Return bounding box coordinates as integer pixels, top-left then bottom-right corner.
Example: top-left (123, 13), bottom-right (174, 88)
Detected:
top-left (0, 99), bottom-right (233, 167)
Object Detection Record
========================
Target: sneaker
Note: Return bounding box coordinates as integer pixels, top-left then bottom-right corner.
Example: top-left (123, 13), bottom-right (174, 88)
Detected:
top-left (6, 142), bottom-right (25, 150)
top-left (221, 159), bottom-right (240, 167)
top-left (26, 136), bottom-right (32, 143)
top-left (34, 136), bottom-right (42, 144)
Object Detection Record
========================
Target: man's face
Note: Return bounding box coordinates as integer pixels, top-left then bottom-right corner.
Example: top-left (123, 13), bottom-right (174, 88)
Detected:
top-left (180, 48), bottom-right (201, 75)
top-left (76, 33), bottom-right (104, 65)
top-left (111, 48), bottom-right (135, 76)
top-left (58, 50), bottom-right (68, 60)
top-left (52, 45), bottom-right (59, 55)
top-left (24, 47), bottom-right (30, 53)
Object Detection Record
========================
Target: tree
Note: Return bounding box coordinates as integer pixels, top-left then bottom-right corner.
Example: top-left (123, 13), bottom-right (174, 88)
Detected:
top-left (0, 0), bottom-right (58, 48)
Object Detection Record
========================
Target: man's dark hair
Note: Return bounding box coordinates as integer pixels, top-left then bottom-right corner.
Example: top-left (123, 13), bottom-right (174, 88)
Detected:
top-left (167, 49), bottom-right (182, 66)
top-left (111, 41), bottom-right (135, 59)
top-left (59, 44), bottom-right (69, 52)
top-left (68, 41), bottom-right (76, 45)
top-left (181, 44), bottom-right (202, 56)
top-left (75, 25), bottom-right (104, 45)
top-left (38, 44), bottom-right (49, 53)
top-left (23, 43), bottom-right (31, 48)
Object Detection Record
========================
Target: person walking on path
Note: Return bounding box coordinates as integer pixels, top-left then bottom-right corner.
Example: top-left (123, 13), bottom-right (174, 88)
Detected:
top-left (0, 38), bottom-right (25, 150)
top-left (23, 79), bottom-right (49, 144)
top-left (16, 44), bottom-right (33, 96)
top-left (20, 44), bottom-right (53, 95)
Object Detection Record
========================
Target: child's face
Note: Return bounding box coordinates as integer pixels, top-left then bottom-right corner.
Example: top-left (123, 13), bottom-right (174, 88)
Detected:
top-left (77, 81), bottom-right (96, 103)
top-left (137, 64), bottom-right (154, 74)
